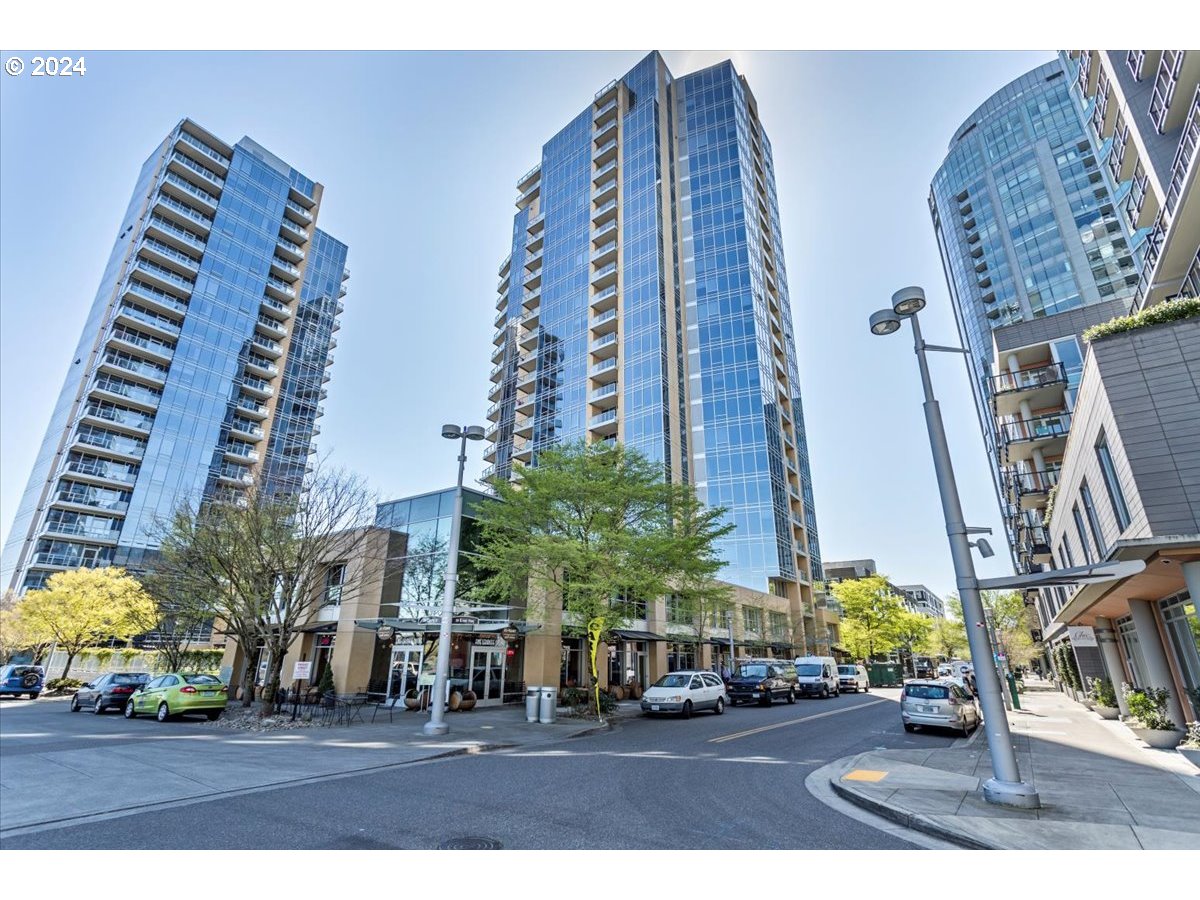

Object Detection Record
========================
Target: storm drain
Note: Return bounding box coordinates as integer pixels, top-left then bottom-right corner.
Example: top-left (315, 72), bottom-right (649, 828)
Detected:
top-left (437, 836), bottom-right (503, 850)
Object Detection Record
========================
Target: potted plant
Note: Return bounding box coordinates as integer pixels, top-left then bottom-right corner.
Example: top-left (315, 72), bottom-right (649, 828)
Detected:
top-left (1122, 684), bottom-right (1182, 749)
top-left (1089, 677), bottom-right (1120, 719)
top-left (1178, 722), bottom-right (1200, 770)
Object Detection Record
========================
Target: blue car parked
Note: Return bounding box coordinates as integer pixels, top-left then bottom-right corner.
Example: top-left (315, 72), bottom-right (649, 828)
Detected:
top-left (0, 665), bottom-right (45, 699)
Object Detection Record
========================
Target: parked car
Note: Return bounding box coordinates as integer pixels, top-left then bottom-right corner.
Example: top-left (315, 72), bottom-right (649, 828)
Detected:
top-left (70, 672), bottom-right (150, 714)
top-left (900, 679), bottom-right (980, 736)
top-left (794, 656), bottom-right (839, 698)
top-left (0, 664), bottom-right (44, 699)
top-left (641, 670), bottom-right (726, 718)
top-left (727, 661), bottom-right (797, 706)
top-left (837, 664), bottom-right (870, 693)
top-left (124, 672), bottom-right (228, 722)
top-left (936, 663), bottom-right (954, 678)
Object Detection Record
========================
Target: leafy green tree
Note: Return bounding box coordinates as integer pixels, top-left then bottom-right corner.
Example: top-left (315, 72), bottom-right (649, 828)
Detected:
top-left (473, 441), bottom-right (733, 704)
top-left (928, 615), bottom-right (968, 660)
top-left (831, 575), bottom-right (906, 661)
top-left (893, 609), bottom-right (934, 666)
top-left (18, 568), bottom-right (157, 678)
top-left (947, 590), bottom-right (1039, 668)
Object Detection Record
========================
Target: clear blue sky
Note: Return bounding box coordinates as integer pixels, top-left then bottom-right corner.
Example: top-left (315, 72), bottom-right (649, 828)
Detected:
top-left (0, 50), bottom-right (1053, 599)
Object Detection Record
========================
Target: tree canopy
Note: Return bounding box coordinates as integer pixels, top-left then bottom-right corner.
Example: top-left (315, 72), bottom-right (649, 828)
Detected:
top-left (830, 574), bottom-right (907, 661)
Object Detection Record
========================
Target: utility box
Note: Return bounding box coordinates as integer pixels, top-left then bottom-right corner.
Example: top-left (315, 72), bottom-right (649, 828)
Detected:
top-left (867, 662), bottom-right (902, 687)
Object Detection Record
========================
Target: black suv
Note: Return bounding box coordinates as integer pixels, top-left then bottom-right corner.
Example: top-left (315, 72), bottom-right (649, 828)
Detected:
top-left (727, 661), bottom-right (797, 706)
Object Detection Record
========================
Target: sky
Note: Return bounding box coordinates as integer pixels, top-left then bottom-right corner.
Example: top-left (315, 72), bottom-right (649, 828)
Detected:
top-left (0, 49), bottom-right (1055, 600)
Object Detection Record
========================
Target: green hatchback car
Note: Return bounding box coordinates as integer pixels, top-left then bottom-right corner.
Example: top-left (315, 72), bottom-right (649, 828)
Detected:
top-left (123, 673), bottom-right (228, 722)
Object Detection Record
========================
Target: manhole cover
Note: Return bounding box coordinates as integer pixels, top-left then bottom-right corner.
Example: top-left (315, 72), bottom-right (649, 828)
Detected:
top-left (437, 837), bottom-right (503, 850)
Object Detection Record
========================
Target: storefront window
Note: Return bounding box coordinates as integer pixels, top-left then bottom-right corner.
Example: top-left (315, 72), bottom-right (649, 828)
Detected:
top-left (1117, 615), bottom-right (1147, 686)
top-left (1161, 593), bottom-right (1200, 703)
top-left (667, 642), bottom-right (696, 671)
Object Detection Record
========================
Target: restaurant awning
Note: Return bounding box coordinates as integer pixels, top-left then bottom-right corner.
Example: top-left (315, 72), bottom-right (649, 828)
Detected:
top-left (610, 629), bottom-right (667, 642)
top-left (297, 621), bottom-right (337, 634)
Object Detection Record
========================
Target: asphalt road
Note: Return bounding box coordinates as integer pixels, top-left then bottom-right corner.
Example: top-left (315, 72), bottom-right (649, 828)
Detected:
top-left (1, 688), bottom-right (958, 849)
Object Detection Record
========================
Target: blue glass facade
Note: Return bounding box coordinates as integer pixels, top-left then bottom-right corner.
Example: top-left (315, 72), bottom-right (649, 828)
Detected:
top-left (930, 60), bottom-right (1139, 528)
top-left (485, 54), bottom-right (822, 609)
top-left (2, 120), bottom-right (347, 591)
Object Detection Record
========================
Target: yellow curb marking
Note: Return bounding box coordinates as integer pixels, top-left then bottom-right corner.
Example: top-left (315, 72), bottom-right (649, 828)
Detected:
top-left (843, 768), bottom-right (889, 782)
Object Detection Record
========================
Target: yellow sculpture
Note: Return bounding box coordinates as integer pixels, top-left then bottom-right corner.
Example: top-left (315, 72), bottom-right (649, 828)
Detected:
top-left (588, 616), bottom-right (605, 722)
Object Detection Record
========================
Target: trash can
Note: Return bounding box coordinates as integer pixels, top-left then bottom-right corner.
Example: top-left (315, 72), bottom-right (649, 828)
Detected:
top-left (538, 686), bottom-right (557, 724)
top-left (525, 685), bottom-right (542, 723)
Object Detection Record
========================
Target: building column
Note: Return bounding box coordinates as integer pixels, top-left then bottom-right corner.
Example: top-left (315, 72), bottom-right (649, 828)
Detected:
top-left (1127, 599), bottom-right (1187, 727)
top-left (1183, 560), bottom-right (1200, 608)
top-left (1093, 616), bottom-right (1130, 716)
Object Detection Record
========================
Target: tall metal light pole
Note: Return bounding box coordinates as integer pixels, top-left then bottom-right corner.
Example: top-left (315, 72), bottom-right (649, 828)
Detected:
top-left (424, 423), bottom-right (486, 736)
top-left (869, 286), bottom-right (1039, 809)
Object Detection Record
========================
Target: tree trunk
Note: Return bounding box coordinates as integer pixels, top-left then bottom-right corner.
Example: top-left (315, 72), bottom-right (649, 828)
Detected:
top-left (262, 644), bottom-right (288, 716)
top-left (238, 657), bottom-right (255, 707)
top-left (60, 651), bottom-right (76, 680)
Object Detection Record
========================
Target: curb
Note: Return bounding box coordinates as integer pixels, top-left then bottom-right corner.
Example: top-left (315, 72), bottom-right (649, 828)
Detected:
top-left (827, 754), bottom-right (997, 850)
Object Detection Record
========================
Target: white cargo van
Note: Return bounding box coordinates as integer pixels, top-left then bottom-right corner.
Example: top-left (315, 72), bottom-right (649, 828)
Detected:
top-left (793, 656), bottom-right (839, 698)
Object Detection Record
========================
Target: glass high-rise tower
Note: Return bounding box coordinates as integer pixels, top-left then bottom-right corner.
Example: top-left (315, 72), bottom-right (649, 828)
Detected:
top-left (1, 119), bottom-right (349, 593)
top-left (484, 52), bottom-right (824, 640)
top-left (930, 60), bottom-right (1141, 575)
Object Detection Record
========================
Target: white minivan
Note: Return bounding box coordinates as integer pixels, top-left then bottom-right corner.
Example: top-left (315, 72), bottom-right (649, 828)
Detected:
top-left (793, 656), bottom-right (840, 698)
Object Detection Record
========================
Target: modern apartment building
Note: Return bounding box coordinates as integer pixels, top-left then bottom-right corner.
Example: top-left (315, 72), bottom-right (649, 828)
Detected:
top-left (1064, 50), bottom-right (1199, 310)
top-left (483, 53), bottom-right (826, 670)
top-left (1, 119), bottom-right (348, 593)
top-left (897, 584), bottom-right (946, 619)
top-left (929, 60), bottom-right (1142, 581)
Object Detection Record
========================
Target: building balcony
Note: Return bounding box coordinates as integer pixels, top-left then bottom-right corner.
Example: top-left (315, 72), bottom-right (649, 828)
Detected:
top-left (217, 466), bottom-right (254, 487)
top-left (265, 276), bottom-right (296, 302)
top-left (523, 266), bottom-right (543, 291)
top-left (256, 315), bottom-right (288, 340)
top-left (245, 355), bottom-right (278, 378)
top-left (242, 377), bottom-right (275, 399)
top-left (592, 220), bottom-right (618, 246)
top-left (1006, 467), bottom-right (1061, 510)
top-left (526, 211), bottom-right (545, 236)
top-left (592, 179), bottom-right (618, 207)
top-left (484, 422), bottom-right (500, 444)
top-left (108, 329), bottom-right (174, 366)
top-left (50, 488), bottom-right (130, 516)
top-left (489, 360), bottom-right (508, 382)
top-left (592, 198), bottom-right (618, 226)
top-left (494, 305), bottom-right (508, 329)
top-left (590, 331), bottom-right (618, 360)
top-left (486, 402), bottom-right (502, 423)
top-left (516, 162), bottom-right (541, 196)
top-left (524, 246), bottom-right (544, 270)
top-left (591, 284), bottom-right (618, 314)
top-left (251, 335), bottom-right (284, 358)
top-left (132, 259), bottom-right (194, 298)
top-left (517, 349), bottom-right (538, 373)
top-left (176, 128), bottom-right (231, 172)
top-left (153, 193), bottom-right (213, 235)
top-left (594, 78), bottom-right (618, 105)
top-left (591, 261), bottom-right (618, 290)
top-left (168, 150), bottom-right (224, 193)
top-left (594, 97), bottom-right (618, 127)
top-left (512, 443), bottom-right (534, 464)
top-left (519, 326), bottom-right (539, 351)
top-left (236, 397), bottom-right (269, 419)
top-left (998, 413), bottom-right (1071, 463)
top-left (284, 198), bottom-right (313, 226)
top-left (520, 307), bottom-right (540, 330)
top-left (589, 409), bottom-right (618, 436)
top-left (589, 382), bottom-right (618, 410)
top-left (591, 239), bottom-right (618, 267)
top-left (522, 285), bottom-right (541, 311)
top-left (593, 158), bottom-right (618, 186)
top-left (63, 458), bottom-right (137, 488)
top-left (260, 295), bottom-right (293, 320)
top-left (270, 256), bottom-right (301, 282)
top-left (526, 230), bottom-right (545, 254)
top-left (591, 307), bottom-right (618, 335)
top-left (988, 362), bottom-right (1068, 417)
top-left (223, 443), bottom-right (260, 464)
top-left (1164, 83), bottom-right (1199, 219)
top-left (280, 216), bottom-right (308, 244)
top-left (100, 352), bottom-right (168, 387)
top-left (229, 419), bottom-right (265, 441)
top-left (80, 403), bottom-right (153, 435)
top-left (275, 235), bottom-right (306, 263)
top-left (29, 548), bottom-right (117, 571)
top-left (488, 380), bottom-right (504, 403)
top-left (162, 172), bottom-right (219, 216)
top-left (72, 430), bottom-right (146, 463)
top-left (137, 237), bottom-right (200, 276)
top-left (590, 357), bottom-right (618, 384)
top-left (515, 391), bottom-right (535, 417)
top-left (594, 137), bottom-right (618, 167)
top-left (491, 343), bottom-right (505, 366)
top-left (517, 179), bottom-right (541, 209)
top-left (145, 215), bottom-right (207, 256)
top-left (513, 417), bottom-right (534, 440)
top-left (516, 369), bottom-right (537, 396)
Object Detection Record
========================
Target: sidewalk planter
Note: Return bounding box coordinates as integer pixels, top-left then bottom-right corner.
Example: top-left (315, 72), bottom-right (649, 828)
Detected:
top-left (1129, 726), bottom-right (1184, 749)
top-left (1179, 747), bottom-right (1200, 769)
top-left (1094, 705), bottom-right (1120, 720)
top-left (458, 690), bottom-right (477, 711)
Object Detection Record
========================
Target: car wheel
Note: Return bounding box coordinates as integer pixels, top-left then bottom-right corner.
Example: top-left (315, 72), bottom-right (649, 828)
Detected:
top-left (205, 710), bottom-right (221, 721)
top-left (864, 684), bottom-right (870, 693)
top-left (820, 685), bottom-right (829, 699)
top-left (786, 689), bottom-right (796, 704)
top-left (713, 697), bottom-right (724, 715)
top-left (904, 723), bottom-right (916, 732)
top-left (92, 698), bottom-right (106, 714)
top-left (70, 696), bottom-right (80, 712)
top-left (681, 700), bottom-right (692, 720)
top-left (28, 693), bottom-right (39, 700)
top-left (156, 702), bottom-right (170, 723)
top-left (728, 697), bottom-right (737, 706)
top-left (124, 700), bottom-right (137, 719)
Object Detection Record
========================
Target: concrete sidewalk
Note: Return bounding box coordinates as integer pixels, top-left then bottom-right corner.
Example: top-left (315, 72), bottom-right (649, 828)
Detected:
top-left (827, 683), bottom-right (1200, 849)
top-left (0, 701), bottom-right (619, 835)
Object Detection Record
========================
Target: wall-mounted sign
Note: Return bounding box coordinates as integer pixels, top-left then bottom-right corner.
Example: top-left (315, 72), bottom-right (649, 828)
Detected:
top-left (473, 634), bottom-right (501, 648)
top-left (392, 634), bottom-right (423, 649)
top-left (376, 625), bottom-right (395, 642)
top-left (500, 626), bottom-right (519, 642)
top-left (452, 615), bottom-right (479, 625)
top-left (1067, 625), bottom-right (1098, 647)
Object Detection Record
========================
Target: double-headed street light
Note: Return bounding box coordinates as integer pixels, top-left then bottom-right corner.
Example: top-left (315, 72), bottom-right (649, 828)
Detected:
top-left (869, 286), bottom-right (1040, 809)
top-left (424, 423), bottom-right (486, 736)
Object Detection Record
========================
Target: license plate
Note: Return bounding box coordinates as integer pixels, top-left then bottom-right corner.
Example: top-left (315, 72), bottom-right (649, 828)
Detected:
top-left (200, 691), bottom-right (215, 696)
top-left (920, 705), bottom-right (935, 713)
top-left (751, 693), bottom-right (760, 698)
top-left (651, 704), bottom-right (660, 711)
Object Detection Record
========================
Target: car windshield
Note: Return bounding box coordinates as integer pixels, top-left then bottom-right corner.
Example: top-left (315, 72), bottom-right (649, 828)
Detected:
top-left (904, 684), bottom-right (950, 700)
top-left (184, 674), bottom-right (221, 685)
top-left (796, 664), bottom-right (822, 676)
top-left (653, 674), bottom-right (691, 688)
top-left (737, 665), bottom-right (768, 678)
top-left (838, 666), bottom-right (856, 675)
top-left (112, 673), bottom-right (148, 685)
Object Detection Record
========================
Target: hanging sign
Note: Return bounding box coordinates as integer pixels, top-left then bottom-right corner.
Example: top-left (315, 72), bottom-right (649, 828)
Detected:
top-left (376, 625), bottom-right (395, 642)
top-left (500, 626), bottom-right (519, 642)
top-left (1067, 625), bottom-right (1097, 647)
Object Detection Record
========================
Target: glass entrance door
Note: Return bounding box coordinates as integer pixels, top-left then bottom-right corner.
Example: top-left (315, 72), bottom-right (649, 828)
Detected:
top-left (469, 647), bottom-right (505, 705)
top-left (386, 647), bottom-right (423, 703)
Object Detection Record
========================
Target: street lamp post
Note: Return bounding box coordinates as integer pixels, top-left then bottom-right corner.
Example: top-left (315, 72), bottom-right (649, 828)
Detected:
top-left (869, 286), bottom-right (1039, 809)
top-left (424, 423), bottom-right (486, 737)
